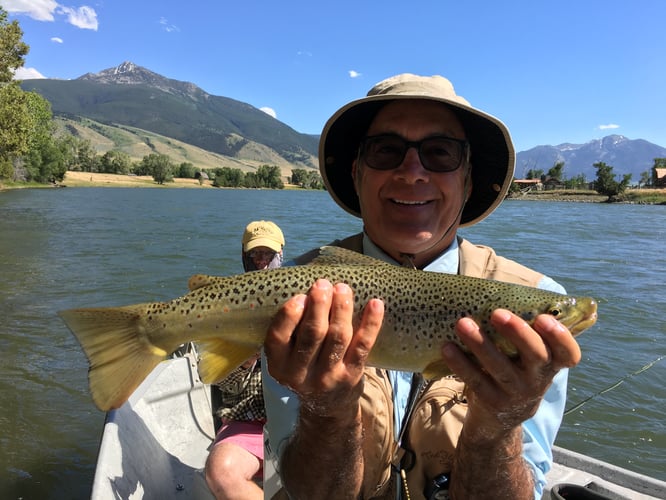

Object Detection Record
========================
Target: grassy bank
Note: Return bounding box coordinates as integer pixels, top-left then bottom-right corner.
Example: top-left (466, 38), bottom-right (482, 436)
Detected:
top-left (62, 171), bottom-right (217, 188)
top-left (510, 188), bottom-right (666, 204)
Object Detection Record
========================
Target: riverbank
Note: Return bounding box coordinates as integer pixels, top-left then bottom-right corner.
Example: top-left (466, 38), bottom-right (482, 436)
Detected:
top-left (3, 173), bottom-right (666, 203)
top-left (63, 171), bottom-right (216, 188)
top-left (509, 188), bottom-right (666, 204)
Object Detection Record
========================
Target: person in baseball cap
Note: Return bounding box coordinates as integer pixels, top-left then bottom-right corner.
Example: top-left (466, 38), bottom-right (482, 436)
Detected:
top-left (241, 220), bottom-right (285, 271)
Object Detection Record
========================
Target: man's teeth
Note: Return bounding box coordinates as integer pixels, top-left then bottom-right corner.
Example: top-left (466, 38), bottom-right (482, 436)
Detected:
top-left (393, 199), bottom-right (428, 205)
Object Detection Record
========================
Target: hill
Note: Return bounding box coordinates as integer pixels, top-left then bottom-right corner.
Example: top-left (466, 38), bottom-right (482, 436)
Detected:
top-left (21, 61), bottom-right (319, 175)
top-left (54, 115), bottom-right (295, 174)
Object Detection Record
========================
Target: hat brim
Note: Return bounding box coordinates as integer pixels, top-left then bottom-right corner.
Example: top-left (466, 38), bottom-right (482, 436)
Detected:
top-left (320, 94), bottom-right (515, 227)
top-left (244, 238), bottom-right (283, 253)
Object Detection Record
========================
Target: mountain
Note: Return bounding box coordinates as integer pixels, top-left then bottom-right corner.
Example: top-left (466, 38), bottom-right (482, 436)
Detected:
top-left (20, 62), bottom-right (666, 182)
top-left (21, 62), bottom-right (319, 172)
top-left (516, 135), bottom-right (666, 181)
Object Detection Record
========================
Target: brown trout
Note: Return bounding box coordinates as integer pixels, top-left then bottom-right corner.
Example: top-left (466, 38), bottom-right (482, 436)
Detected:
top-left (59, 247), bottom-right (597, 411)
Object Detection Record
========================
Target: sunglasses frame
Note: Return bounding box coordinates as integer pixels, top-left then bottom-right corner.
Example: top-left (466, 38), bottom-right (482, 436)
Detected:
top-left (359, 134), bottom-right (470, 173)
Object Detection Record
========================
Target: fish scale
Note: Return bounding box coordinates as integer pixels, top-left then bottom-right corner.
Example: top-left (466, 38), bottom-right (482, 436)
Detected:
top-left (59, 246), bottom-right (598, 411)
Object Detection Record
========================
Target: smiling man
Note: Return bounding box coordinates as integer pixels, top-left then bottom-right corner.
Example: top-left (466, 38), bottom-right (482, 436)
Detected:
top-left (262, 74), bottom-right (581, 499)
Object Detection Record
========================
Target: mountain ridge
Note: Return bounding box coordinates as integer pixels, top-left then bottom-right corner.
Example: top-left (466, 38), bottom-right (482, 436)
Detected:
top-left (516, 134), bottom-right (666, 181)
top-left (21, 61), bottom-right (319, 173)
top-left (22, 61), bottom-right (665, 180)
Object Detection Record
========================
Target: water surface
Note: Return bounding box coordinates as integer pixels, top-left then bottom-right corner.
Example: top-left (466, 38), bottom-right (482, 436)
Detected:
top-left (0, 188), bottom-right (663, 498)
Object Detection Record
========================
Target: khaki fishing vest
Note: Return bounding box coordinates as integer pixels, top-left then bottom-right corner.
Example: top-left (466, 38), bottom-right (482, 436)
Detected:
top-left (284, 234), bottom-right (544, 499)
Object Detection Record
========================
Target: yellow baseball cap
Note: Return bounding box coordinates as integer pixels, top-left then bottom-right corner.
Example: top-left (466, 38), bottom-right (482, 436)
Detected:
top-left (242, 220), bottom-right (285, 252)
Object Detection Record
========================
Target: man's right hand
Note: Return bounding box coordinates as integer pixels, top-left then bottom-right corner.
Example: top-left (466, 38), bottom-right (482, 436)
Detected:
top-left (263, 279), bottom-right (384, 418)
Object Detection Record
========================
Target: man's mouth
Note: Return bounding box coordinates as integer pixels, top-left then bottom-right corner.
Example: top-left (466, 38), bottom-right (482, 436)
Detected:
top-left (391, 198), bottom-right (430, 206)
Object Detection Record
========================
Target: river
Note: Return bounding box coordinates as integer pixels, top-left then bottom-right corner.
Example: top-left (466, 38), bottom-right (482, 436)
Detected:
top-left (0, 188), bottom-right (664, 498)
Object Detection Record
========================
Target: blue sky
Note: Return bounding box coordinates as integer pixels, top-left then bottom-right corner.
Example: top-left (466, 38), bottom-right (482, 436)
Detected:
top-left (3, 0), bottom-right (665, 152)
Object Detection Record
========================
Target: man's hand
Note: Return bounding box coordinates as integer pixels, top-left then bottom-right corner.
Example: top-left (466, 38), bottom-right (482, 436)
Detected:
top-left (264, 279), bottom-right (384, 417)
top-left (443, 308), bottom-right (581, 435)
top-left (263, 279), bottom-right (385, 499)
top-left (443, 309), bottom-right (582, 499)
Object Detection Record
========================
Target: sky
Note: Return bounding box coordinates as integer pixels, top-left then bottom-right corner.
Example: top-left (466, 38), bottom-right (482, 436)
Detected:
top-left (2, 0), bottom-right (665, 152)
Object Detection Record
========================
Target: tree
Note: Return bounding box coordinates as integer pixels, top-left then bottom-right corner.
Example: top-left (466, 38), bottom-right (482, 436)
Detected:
top-left (547, 161), bottom-right (564, 182)
top-left (0, 83), bottom-right (31, 178)
top-left (254, 164), bottom-right (284, 189)
top-left (593, 161), bottom-right (631, 201)
top-left (291, 168), bottom-right (323, 189)
top-left (178, 162), bottom-right (196, 178)
top-left (639, 171), bottom-right (651, 188)
top-left (0, 9), bottom-right (29, 83)
top-left (526, 169), bottom-right (543, 181)
top-left (212, 166), bottom-right (244, 187)
top-left (100, 150), bottom-right (131, 174)
top-left (564, 173), bottom-right (587, 190)
top-left (0, 8), bottom-right (32, 179)
top-left (139, 153), bottom-right (174, 184)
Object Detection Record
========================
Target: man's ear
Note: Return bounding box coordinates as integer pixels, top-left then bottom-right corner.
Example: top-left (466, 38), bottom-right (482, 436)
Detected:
top-left (464, 167), bottom-right (473, 202)
top-left (352, 159), bottom-right (360, 194)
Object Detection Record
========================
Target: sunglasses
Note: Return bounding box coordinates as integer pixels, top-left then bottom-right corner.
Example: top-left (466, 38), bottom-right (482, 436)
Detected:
top-left (248, 250), bottom-right (277, 260)
top-left (359, 134), bottom-right (469, 173)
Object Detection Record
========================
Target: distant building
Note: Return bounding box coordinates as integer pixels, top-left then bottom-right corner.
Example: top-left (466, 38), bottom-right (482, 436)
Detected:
top-left (513, 179), bottom-right (543, 191)
top-left (654, 168), bottom-right (666, 187)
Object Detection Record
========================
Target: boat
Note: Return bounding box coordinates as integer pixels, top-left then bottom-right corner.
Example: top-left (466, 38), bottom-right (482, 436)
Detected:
top-left (90, 348), bottom-right (666, 499)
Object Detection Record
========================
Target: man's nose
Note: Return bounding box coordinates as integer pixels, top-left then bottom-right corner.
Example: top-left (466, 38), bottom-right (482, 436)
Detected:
top-left (395, 147), bottom-right (429, 181)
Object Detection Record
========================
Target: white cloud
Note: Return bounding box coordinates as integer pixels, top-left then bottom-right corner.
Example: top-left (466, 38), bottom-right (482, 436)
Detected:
top-left (51, 36), bottom-right (63, 43)
top-left (598, 123), bottom-right (620, 130)
top-left (2, 1), bottom-right (98, 30)
top-left (13, 67), bottom-right (46, 79)
top-left (56, 5), bottom-right (97, 30)
top-left (260, 107), bottom-right (277, 119)
top-left (349, 70), bottom-right (361, 78)
top-left (1, 0), bottom-right (58, 21)
top-left (159, 17), bottom-right (180, 33)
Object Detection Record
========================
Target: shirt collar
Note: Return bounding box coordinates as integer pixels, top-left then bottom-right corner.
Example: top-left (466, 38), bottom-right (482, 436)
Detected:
top-left (361, 233), bottom-right (459, 275)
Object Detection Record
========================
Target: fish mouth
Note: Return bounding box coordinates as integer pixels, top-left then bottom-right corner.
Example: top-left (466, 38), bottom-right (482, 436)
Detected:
top-left (568, 298), bottom-right (598, 336)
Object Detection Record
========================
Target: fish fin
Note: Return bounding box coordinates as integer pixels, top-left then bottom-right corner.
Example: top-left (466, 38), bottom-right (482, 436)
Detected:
top-left (188, 274), bottom-right (222, 291)
top-left (59, 305), bottom-right (168, 412)
top-left (311, 246), bottom-right (389, 267)
top-left (198, 340), bottom-right (260, 384)
top-left (422, 360), bottom-right (454, 380)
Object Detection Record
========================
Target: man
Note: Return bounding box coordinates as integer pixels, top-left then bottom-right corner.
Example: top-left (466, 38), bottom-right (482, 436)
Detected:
top-left (262, 74), bottom-right (581, 499)
top-left (205, 221), bottom-right (284, 500)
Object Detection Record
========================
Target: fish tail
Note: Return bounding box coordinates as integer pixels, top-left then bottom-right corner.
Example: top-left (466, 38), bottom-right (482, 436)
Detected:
top-left (198, 339), bottom-right (262, 384)
top-left (59, 305), bottom-right (168, 411)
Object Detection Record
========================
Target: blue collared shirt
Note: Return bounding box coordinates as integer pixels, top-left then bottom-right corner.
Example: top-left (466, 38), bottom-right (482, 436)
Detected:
top-left (263, 236), bottom-right (567, 498)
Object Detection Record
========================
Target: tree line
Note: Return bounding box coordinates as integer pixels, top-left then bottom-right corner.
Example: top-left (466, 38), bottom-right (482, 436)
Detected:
top-left (519, 158), bottom-right (666, 201)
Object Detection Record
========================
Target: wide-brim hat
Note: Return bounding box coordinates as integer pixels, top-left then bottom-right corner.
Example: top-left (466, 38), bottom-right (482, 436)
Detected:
top-left (319, 74), bottom-right (515, 227)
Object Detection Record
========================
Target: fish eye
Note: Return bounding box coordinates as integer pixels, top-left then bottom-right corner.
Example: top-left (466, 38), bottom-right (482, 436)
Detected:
top-left (549, 308), bottom-right (561, 317)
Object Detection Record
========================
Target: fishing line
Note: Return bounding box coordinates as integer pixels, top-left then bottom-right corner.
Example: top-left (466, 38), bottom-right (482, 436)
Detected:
top-left (563, 355), bottom-right (665, 416)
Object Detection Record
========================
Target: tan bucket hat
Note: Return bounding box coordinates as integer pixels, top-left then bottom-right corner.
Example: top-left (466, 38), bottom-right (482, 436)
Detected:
top-left (319, 74), bottom-right (515, 227)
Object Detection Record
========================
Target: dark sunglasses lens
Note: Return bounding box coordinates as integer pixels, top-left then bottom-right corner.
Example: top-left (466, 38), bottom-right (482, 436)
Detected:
top-left (249, 250), bottom-right (276, 260)
top-left (363, 136), bottom-right (406, 170)
top-left (420, 138), bottom-right (463, 172)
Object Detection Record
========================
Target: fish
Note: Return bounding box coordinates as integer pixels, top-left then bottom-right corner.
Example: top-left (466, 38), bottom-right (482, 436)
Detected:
top-left (59, 246), bottom-right (598, 411)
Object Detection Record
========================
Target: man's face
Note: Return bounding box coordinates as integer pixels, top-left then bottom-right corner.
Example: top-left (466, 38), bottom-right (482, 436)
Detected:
top-left (352, 100), bottom-right (470, 266)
